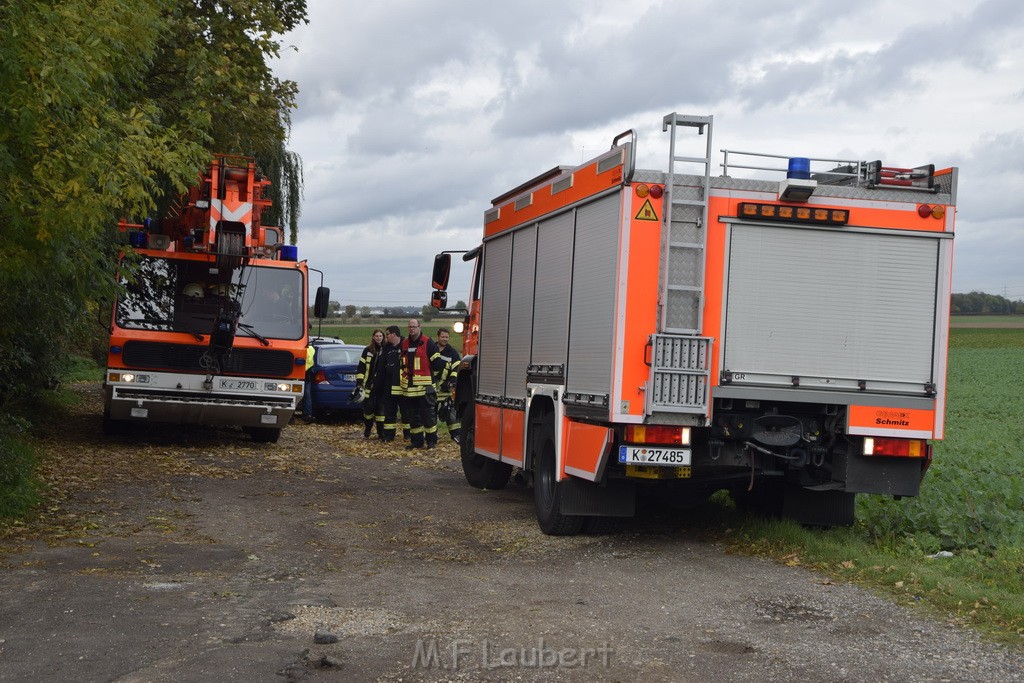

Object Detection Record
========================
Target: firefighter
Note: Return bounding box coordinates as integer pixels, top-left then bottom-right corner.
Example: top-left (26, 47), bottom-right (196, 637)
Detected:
top-left (400, 319), bottom-right (446, 449)
top-left (434, 327), bottom-right (461, 444)
top-left (355, 329), bottom-right (384, 438)
top-left (301, 341), bottom-right (316, 422)
top-left (374, 326), bottom-right (404, 442)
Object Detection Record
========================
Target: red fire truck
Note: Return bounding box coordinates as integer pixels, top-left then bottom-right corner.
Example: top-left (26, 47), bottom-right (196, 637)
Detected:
top-left (103, 155), bottom-right (329, 443)
top-left (431, 113), bottom-right (957, 534)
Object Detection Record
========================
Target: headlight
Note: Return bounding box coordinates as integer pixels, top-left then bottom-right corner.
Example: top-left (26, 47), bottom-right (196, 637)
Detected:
top-left (264, 382), bottom-right (293, 392)
top-left (115, 373), bottom-right (150, 384)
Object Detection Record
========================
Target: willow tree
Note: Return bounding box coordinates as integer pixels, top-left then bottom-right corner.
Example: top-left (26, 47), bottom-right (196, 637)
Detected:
top-left (144, 0), bottom-right (307, 242)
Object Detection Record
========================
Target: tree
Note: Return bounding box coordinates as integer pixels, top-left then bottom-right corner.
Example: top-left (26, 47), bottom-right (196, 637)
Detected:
top-left (345, 305), bottom-right (357, 318)
top-left (0, 0), bottom-right (306, 412)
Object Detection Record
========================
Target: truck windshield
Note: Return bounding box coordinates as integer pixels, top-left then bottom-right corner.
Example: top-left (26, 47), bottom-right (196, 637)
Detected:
top-left (115, 256), bottom-right (304, 341)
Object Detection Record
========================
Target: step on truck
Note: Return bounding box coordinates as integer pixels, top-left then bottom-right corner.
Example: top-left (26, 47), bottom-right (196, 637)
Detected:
top-left (103, 154), bottom-right (330, 443)
top-left (431, 113), bottom-right (957, 533)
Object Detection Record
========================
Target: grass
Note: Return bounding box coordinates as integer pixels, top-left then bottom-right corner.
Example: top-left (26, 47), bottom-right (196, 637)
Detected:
top-left (703, 326), bottom-right (1024, 642)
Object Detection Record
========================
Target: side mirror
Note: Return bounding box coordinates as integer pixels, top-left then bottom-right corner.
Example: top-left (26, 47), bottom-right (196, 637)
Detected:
top-left (431, 253), bottom-right (451, 290)
top-left (431, 289), bottom-right (448, 310)
top-left (314, 286), bottom-right (330, 319)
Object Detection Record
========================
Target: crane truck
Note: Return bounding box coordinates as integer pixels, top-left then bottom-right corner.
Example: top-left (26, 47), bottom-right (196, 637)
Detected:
top-left (103, 154), bottom-right (329, 443)
top-left (431, 113), bottom-right (957, 533)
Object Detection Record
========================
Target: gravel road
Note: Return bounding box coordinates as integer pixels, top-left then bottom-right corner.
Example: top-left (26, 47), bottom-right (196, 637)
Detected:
top-left (0, 383), bottom-right (1021, 682)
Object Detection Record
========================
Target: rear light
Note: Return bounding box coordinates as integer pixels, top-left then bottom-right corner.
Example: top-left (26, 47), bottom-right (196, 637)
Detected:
top-left (625, 425), bottom-right (691, 446)
top-left (314, 370), bottom-right (327, 384)
top-left (863, 437), bottom-right (930, 458)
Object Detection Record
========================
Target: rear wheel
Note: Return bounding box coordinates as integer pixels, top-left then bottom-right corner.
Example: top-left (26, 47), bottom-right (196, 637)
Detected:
top-left (460, 400), bottom-right (512, 489)
top-left (533, 418), bottom-right (584, 536)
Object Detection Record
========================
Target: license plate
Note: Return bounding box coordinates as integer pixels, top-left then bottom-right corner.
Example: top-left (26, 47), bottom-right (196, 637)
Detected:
top-left (219, 379), bottom-right (259, 390)
top-left (618, 445), bottom-right (691, 466)
top-left (342, 373), bottom-right (357, 382)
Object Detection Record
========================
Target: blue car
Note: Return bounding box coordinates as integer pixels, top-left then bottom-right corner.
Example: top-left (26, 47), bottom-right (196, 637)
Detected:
top-left (308, 343), bottom-right (364, 417)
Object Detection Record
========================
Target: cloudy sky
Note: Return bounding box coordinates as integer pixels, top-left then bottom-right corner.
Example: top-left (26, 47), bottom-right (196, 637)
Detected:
top-left (274, 0), bottom-right (1024, 308)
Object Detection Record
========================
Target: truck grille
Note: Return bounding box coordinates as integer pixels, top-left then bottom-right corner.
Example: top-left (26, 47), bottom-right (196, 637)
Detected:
top-left (121, 341), bottom-right (296, 377)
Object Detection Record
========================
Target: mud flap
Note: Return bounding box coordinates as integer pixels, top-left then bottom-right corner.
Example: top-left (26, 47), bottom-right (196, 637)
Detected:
top-left (836, 452), bottom-right (924, 497)
top-left (560, 479), bottom-right (636, 517)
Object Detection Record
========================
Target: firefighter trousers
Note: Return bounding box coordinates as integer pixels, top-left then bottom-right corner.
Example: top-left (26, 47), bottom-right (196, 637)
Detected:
top-left (403, 390), bottom-right (438, 448)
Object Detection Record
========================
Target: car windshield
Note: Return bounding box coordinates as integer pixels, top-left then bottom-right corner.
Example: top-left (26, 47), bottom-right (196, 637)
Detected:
top-left (317, 347), bottom-right (360, 365)
top-left (115, 255), bottom-right (304, 340)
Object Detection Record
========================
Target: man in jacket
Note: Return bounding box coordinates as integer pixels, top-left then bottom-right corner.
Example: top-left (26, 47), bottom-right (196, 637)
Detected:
top-left (400, 319), bottom-right (446, 449)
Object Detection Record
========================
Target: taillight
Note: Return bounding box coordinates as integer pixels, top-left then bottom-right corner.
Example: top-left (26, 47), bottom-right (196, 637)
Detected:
top-left (314, 370), bottom-right (327, 384)
top-left (863, 437), bottom-right (930, 458)
top-left (625, 425), bottom-right (691, 446)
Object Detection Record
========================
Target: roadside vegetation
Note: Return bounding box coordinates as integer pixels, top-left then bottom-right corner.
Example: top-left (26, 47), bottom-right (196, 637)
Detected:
top-left (0, 0), bottom-right (307, 506)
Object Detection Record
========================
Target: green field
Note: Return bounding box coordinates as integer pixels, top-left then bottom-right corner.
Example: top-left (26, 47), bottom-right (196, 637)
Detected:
top-left (726, 326), bottom-right (1024, 640)
top-left (312, 320), bottom-right (465, 349)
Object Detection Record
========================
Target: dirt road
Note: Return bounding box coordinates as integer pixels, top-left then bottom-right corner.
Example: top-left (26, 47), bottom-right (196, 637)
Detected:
top-left (1, 384), bottom-right (1021, 682)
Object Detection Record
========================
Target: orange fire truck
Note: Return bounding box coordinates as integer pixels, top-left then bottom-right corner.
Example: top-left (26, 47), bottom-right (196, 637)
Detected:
top-left (431, 113), bottom-right (957, 533)
top-left (103, 155), bottom-right (329, 443)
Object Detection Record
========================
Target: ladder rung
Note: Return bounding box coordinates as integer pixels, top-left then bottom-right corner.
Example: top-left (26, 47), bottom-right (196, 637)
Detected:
top-left (668, 242), bottom-right (704, 249)
top-left (666, 285), bottom-right (703, 293)
top-left (672, 155), bottom-right (711, 165)
top-left (671, 199), bottom-right (707, 207)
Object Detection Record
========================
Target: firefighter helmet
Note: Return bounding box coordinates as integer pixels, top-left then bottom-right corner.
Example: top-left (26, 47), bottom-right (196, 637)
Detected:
top-left (183, 283), bottom-right (205, 299)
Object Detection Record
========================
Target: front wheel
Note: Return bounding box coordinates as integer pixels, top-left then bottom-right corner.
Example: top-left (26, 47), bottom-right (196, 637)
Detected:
top-left (533, 419), bottom-right (584, 536)
top-left (246, 426), bottom-right (281, 443)
top-left (460, 401), bottom-right (512, 489)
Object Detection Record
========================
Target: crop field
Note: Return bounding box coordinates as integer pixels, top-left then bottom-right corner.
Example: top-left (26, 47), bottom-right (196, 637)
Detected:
top-left (313, 320), bottom-right (464, 348)
top-left (857, 327), bottom-right (1024, 552)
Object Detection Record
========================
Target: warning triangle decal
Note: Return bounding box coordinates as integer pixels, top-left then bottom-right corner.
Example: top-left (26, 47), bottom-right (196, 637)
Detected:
top-left (635, 199), bottom-right (658, 221)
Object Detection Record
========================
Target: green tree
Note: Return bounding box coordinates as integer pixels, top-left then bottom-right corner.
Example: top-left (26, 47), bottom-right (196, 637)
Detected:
top-left (0, 0), bottom-right (306, 410)
top-left (345, 305), bottom-right (357, 318)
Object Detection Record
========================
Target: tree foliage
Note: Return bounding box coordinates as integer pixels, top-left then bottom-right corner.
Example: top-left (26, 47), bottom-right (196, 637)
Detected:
top-left (0, 0), bottom-right (307, 411)
top-left (951, 292), bottom-right (1024, 315)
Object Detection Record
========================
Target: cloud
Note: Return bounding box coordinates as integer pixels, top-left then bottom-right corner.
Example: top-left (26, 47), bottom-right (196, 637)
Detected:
top-left (274, 0), bottom-right (1024, 304)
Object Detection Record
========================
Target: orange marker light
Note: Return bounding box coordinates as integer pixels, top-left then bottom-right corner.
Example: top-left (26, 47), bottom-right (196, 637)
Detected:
top-left (635, 184), bottom-right (650, 198)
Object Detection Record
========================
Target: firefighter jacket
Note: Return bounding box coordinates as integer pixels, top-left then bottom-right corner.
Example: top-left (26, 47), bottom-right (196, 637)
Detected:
top-left (400, 334), bottom-right (445, 397)
top-left (356, 344), bottom-right (381, 391)
top-left (436, 344), bottom-right (461, 400)
top-left (375, 338), bottom-right (403, 396)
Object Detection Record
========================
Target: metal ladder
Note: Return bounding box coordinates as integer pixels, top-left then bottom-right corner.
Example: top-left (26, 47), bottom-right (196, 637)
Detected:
top-left (646, 114), bottom-right (714, 418)
top-left (660, 113), bottom-right (713, 334)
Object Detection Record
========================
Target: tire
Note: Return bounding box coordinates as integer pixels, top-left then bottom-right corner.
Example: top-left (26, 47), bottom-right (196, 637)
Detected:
top-left (733, 480), bottom-right (785, 518)
top-left (459, 400), bottom-right (512, 489)
top-left (101, 409), bottom-right (128, 437)
top-left (782, 484), bottom-right (856, 527)
top-left (246, 426), bottom-right (281, 444)
top-left (532, 418), bottom-right (584, 536)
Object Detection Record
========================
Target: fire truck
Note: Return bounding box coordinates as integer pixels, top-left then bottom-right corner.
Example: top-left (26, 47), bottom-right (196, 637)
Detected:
top-left (431, 113), bottom-right (957, 533)
top-left (103, 155), bottom-right (329, 443)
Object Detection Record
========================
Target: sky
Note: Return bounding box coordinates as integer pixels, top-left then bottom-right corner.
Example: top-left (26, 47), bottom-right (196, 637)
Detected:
top-left (274, 0), bottom-right (1024, 308)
